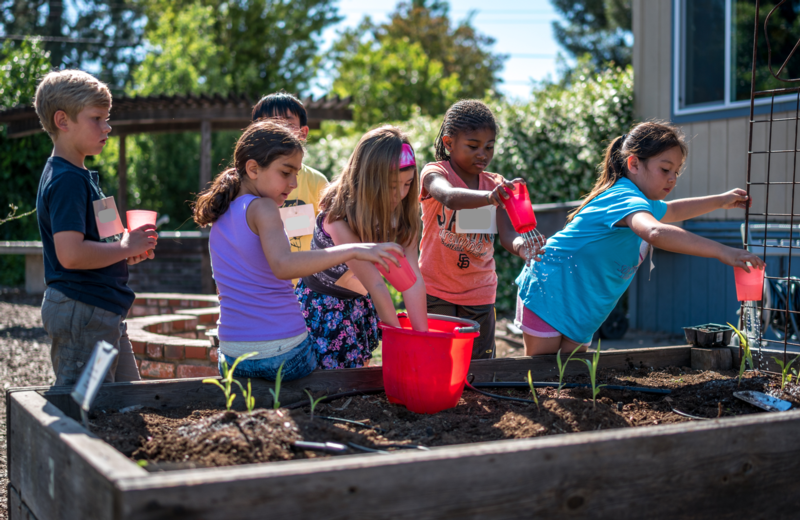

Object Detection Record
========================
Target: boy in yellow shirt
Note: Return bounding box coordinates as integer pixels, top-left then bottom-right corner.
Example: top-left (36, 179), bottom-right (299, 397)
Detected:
top-left (251, 92), bottom-right (328, 257)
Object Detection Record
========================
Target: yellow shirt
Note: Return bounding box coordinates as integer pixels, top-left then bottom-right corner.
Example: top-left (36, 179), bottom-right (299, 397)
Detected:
top-left (281, 163), bottom-right (328, 284)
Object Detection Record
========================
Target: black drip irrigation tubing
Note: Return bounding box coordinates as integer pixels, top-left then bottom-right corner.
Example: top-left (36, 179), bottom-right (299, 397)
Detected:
top-left (471, 381), bottom-right (671, 395)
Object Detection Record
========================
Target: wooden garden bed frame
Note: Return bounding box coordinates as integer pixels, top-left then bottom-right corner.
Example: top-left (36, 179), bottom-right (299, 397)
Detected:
top-left (8, 345), bottom-right (800, 520)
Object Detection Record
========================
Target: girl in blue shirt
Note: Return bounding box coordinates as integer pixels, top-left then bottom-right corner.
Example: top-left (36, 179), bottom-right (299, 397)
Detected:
top-left (516, 121), bottom-right (765, 355)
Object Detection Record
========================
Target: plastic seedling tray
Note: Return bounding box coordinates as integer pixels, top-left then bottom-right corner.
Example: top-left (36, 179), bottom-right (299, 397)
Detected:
top-left (682, 323), bottom-right (733, 348)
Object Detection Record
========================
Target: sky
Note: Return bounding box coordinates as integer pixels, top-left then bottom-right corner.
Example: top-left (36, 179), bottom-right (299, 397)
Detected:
top-left (315, 0), bottom-right (567, 100)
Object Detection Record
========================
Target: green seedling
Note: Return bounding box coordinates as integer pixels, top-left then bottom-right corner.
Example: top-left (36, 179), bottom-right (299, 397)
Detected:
top-left (234, 379), bottom-right (256, 413)
top-left (304, 389), bottom-right (326, 419)
top-left (581, 341), bottom-right (607, 408)
top-left (269, 360), bottom-right (286, 409)
top-left (202, 351), bottom-right (258, 410)
top-left (771, 355), bottom-right (800, 390)
top-left (728, 323), bottom-right (754, 387)
top-left (526, 370), bottom-right (540, 411)
top-left (556, 344), bottom-right (582, 397)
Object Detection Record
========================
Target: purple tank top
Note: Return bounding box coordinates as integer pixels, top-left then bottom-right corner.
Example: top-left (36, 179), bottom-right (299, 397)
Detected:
top-left (209, 194), bottom-right (307, 342)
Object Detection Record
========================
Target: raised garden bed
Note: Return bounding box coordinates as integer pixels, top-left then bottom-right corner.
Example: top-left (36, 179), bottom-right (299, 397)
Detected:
top-left (8, 346), bottom-right (800, 519)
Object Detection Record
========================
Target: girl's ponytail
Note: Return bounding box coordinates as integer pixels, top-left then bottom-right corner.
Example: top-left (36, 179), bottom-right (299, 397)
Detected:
top-left (566, 122), bottom-right (687, 224)
top-left (191, 120), bottom-right (304, 227)
top-left (193, 168), bottom-right (241, 227)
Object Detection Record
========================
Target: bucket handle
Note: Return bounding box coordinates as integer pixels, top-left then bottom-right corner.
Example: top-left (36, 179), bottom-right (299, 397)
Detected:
top-left (397, 312), bottom-right (480, 334)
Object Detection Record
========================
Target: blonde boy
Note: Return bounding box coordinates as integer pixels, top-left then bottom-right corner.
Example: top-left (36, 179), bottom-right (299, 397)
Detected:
top-left (34, 70), bottom-right (157, 385)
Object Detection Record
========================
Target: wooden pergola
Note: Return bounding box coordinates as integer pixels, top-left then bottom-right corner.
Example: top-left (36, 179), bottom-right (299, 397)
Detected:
top-left (0, 93), bottom-right (352, 217)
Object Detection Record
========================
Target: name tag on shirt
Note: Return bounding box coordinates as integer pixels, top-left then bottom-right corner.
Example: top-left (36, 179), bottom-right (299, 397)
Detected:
top-left (279, 203), bottom-right (315, 238)
top-left (92, 196), bottom-right (124, 239)
top-left (456, 206), bottom-right (497, 234)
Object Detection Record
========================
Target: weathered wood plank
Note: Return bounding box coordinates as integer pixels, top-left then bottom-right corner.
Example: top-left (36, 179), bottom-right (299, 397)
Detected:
top-left (8, 391), bottom-right (145, 520)
top-left (35, 347), bottom-right (693, 411)
top-left (114, 410), bottom-right (800, 520)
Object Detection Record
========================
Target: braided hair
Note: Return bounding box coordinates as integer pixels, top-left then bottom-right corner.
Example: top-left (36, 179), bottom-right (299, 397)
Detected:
top-left (434, 100), bottom-right (499, 161)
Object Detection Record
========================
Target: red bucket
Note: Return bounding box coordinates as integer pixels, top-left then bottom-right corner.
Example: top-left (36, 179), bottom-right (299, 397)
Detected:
top-left (379, 313), bottom-right (480, 414)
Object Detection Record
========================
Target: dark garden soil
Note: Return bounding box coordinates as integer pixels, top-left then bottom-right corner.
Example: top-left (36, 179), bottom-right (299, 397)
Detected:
top-left (91, 367), bottom-right (800, 470)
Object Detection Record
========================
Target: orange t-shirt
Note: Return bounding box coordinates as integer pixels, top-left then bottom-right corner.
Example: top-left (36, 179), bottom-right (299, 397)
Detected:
top-left (419, 161), bottom-right (505, 306)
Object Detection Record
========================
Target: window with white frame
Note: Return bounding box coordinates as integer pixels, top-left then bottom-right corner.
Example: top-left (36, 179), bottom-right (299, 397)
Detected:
top-left (675, 0), bottom-right (800, 115)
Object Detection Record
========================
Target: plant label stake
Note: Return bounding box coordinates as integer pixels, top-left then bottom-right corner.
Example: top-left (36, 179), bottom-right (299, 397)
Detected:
top-left (71, 340), bottom-right (118, 428)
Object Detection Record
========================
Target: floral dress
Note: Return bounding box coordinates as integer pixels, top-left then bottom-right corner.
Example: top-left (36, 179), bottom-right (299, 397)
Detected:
top-left (295, 212), bottom-right (381, 369)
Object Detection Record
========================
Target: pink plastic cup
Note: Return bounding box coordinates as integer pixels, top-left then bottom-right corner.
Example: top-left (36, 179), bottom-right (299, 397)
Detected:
top-left (126, 210), bottom-right (158, 231)
top-left (376, 251), bottom-right (417, 292)
top-left (503, 183), bottom-right (537, 234)
top-left (734, 266), bottom-right (765, 301)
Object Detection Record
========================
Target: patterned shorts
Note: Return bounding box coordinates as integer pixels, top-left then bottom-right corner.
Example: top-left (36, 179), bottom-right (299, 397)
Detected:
top-left (295, 280), bottom-right (381, 369)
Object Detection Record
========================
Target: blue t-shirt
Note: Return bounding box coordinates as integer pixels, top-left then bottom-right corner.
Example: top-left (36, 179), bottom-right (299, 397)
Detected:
top-left (36, 156), bottom-right (134, 316)
top-left (516, 178), bottom-right (667, 343)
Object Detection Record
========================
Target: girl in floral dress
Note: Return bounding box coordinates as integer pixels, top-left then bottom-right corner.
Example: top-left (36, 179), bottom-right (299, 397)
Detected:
top-left (296, 126), bottom-right (428, 369)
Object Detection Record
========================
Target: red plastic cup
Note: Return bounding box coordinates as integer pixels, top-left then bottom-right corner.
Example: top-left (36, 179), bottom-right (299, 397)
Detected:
top-left (734, 266), bottom-right (765, 301)
top-left (503, 182), bottom-right (537, 234)
top-left (375, 251), bottom-right (417, 292)
top-left (126, 210), bottom-right (157, 231)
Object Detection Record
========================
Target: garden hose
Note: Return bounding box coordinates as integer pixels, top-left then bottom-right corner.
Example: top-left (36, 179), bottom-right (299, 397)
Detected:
top-left (471, 381), bottom-right (671, 395)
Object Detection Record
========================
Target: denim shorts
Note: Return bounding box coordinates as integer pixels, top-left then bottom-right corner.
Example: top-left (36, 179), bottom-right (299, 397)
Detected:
top-left (218, 333), bottom-right (317, 382)
top-left (41, 287), bottom-right (141, 386)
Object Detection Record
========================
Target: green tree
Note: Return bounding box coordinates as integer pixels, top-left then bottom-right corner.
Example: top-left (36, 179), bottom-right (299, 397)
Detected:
top-left (550, 0), bottom-right (632, 68)
top-left (1, 0), bottom-right (146, 90)
top-left (330, 0), bottom-right (506, 127)
top-left (0, 39), bottom-right (54, 284)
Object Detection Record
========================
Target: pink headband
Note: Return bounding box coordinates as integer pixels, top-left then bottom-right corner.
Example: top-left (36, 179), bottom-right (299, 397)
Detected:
top-left (399, 143), bottom-right (416, 169)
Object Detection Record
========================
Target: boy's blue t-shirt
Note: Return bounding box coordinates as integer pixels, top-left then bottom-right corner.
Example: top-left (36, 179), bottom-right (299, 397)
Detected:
top-left (516, 178), bottom-right (667, 343)
top-left (36, 156), bottom-right (134, 316)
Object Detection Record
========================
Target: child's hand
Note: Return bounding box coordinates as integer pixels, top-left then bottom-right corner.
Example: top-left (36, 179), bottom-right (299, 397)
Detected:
top-left (719, 246), bottom-right (766, 272)
top-left (719, 188), bottom-right (751, 210)
top-left (126, 250), bottom-right (155, 265)
top-left (353, 242), bottom-right (404, 271)
top-left (487, 178), bottom-right (526, 209)
top-left (122, 224), bottom-right (158, 256)
top-left (513, 234), bottom-right (546, 264)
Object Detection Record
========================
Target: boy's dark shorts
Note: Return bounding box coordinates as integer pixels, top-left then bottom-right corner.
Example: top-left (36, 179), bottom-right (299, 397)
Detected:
top-left (41, 287), bottom-right (140, 386)
top-left (425, 294), bottom-right (496, 359)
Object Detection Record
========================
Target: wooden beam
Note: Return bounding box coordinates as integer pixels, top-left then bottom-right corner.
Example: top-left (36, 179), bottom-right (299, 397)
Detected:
top-left (8, 391), bottom-right (145, 520)
top-left (118, 133), bottom-right (128, 224)
top-left (199, 119), bottom-right (212, 192)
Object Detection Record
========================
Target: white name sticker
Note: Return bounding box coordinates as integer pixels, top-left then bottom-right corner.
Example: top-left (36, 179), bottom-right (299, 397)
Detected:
top-left (456, 206), bottom-right (497, 234)
top-left (279, 204), bottom-right (316, 237)
top-left (92, 196), bottom-right (124, 239)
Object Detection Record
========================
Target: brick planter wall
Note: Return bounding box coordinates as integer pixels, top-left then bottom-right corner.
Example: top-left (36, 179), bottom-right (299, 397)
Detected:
top-left (127, 294), bottom-right (220, 380)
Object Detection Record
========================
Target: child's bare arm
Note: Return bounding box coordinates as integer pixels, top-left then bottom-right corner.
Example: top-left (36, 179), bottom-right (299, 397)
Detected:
top-left (424, 173), bottom-right (524, 210)
top-left (398, 242), bottom-right (428, 332)
top-left (53, 226), bottom-right (157, 270)
top-left (624, 211), bottom-right (765, 271)
top-left (249, 199), bottom-right (402, 280)
top-left (324, 217), bottom-right (402, 328)
top-left (662, 189), bottom-right (750, 223)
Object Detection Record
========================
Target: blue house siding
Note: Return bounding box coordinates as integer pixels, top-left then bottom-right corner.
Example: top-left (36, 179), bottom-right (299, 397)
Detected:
top-left (629, 220), bottom-right (791, 336)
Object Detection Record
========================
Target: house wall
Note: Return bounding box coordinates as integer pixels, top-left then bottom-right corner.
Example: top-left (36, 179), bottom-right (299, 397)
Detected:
top-left (629, 0), bottom-right (799, 335)
top-left (632, 0), bottom-right (798, 222)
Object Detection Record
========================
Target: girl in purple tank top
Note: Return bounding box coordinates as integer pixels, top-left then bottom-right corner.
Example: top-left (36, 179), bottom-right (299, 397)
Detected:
top-left (192, 121), bottom-right (404, 381)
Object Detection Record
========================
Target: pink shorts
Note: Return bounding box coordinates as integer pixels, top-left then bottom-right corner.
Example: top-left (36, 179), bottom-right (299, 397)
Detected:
top-left (514, 296), bottom-right (590, 346)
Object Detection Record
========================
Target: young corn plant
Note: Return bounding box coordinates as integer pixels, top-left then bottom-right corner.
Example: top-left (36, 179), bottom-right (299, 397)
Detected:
top-left (581, 341), bottom-right (607, 408)
top-left (269, 361), bottom-right (286, 409)
top-left (728, 323), bottom-right (754, 387)
top-left (304, 389), bottom-right (326, 419)
top-left (556, 344), bottom-right (582, 397)
top-left (203, 352), bottom-right (258, 410)
top-left (526, 370), bottom-right (540, 412)
top-left (235, 379), bottom-right (256, 413)
top-left (771, 355), bottom-right (800, 390)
